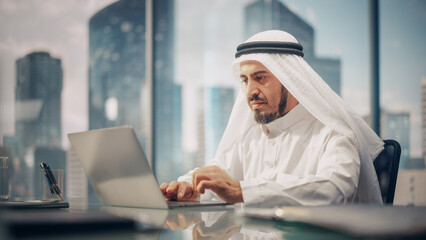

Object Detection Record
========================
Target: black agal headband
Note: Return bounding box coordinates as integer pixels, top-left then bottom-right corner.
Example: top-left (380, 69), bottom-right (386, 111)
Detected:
top-left (235, 41), bottom-right (304, 58)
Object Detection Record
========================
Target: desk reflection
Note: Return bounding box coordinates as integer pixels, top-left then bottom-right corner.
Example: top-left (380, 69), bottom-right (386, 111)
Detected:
top-left (100, 206), bottom-right (283, 240)
top-left (164, 211), bottom-right (242, 239)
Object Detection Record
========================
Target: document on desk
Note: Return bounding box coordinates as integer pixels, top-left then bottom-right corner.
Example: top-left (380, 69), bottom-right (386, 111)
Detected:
top-left (238, 205), bottom-right (426, 238)
top-left (0, 199), bottom-right (69, 209)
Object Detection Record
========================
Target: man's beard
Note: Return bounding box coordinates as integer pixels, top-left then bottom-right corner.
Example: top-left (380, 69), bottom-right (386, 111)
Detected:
top-left (253, 86), bottom-right (288, 124)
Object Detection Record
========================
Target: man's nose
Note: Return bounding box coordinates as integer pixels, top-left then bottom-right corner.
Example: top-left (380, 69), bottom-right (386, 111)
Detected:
top-left (247, 80), bottom-right (260, 97)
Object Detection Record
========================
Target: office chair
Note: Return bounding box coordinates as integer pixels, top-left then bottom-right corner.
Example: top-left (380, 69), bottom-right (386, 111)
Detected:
top-left (373, 139), bottom-right (401, 204)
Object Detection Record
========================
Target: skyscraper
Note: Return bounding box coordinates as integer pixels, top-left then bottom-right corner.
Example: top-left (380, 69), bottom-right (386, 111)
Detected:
top-left (6, 51), bottom-right (64, 198)
top-left (244, 0), bottom-right (341, 95)
top-left (15, 51), bottom-right (63, 154)
top-left (204, 87), bottom-right (235, 162)
top-left (151, 0), bottom-right (182, 183)
top-left (88, 0), bottom-right (179, 185)
top-left (381, 110), bottom-right (410, 169)
top-left (89, 0), bottom-right (148, 145)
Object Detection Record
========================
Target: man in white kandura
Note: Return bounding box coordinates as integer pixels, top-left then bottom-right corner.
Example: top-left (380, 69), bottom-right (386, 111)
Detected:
top-left (160, 30), bottom-right (384, 206)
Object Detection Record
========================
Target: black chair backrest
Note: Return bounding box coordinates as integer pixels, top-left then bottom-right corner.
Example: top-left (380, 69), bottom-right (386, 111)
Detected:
top-left (373, 139), bottom-right (401, 204)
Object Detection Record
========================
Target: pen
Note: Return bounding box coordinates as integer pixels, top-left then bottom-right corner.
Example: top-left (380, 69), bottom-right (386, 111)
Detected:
top-left (43, 163), bottom-right (62, 196)
top-left (40, 163), bottom-right (63, 201)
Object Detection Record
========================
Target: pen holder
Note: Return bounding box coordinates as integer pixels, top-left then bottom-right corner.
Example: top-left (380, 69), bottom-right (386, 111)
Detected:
top-left (42, 169), bottom-right (65, 201)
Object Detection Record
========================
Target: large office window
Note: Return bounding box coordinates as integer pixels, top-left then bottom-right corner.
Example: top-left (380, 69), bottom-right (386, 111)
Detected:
top-left (379, 0), bottom-right (426, 206)
top-left (380, 0), bottom-right (425, 168)
top-left (164, 0), bottom-right (369, 183)
top-left (0, 0), bottom-right (424, 204)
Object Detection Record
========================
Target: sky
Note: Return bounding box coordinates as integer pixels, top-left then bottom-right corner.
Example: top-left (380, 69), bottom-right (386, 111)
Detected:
top-left (1, 0), bottom-right (425, 157)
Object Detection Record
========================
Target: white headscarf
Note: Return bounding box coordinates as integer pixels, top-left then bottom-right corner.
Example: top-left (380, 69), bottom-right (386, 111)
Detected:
top-left (216, 30), bottom-right (384, 203)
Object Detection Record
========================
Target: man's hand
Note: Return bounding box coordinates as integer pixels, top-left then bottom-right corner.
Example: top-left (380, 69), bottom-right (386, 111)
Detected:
top-left (193, 211), bottom-right (242, 240)
top-left (163, 212), bottom-right (202, 231)
top-left (160, 181), bottom-right (200, 201)
top-left (192, 166), bottom-right (244, 204)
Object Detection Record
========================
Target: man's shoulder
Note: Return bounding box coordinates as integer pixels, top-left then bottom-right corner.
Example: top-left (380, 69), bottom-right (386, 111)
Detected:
top-left (290, 118), bottom-right (349, 148)
top-left (290, 115), bottom-right (327, 134)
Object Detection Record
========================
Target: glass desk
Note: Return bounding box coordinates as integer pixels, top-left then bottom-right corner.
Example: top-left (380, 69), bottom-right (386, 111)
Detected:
top-left (1, 197), bottom-right (425, 240)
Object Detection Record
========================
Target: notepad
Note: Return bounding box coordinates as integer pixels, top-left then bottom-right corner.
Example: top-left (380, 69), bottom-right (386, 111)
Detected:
top-left (238, 205), bottom-right (426, 238)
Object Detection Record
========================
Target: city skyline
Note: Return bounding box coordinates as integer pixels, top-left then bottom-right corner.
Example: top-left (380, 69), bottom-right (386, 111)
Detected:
top-left (1, 0), bottom-right (426, 159)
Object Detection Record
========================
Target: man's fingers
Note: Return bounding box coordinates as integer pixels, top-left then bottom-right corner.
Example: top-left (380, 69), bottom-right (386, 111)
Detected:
top-left (193, 172), bottom-right (218, 192)
top-left (163, 181), bottom-right (179, 199)
top-left (196, 179), bottom-right (216, 194)
top-left (166, 181), bottom-right (179, 193)
top-left (192, 166), bottom-right (243, 204)
top-left (160, 182), bottom-right (169, 193)
top-left (160, 182), bottom-right (170, 199)
top-left (192, 166), bottom-right (223, 187)
top-left (162, 181), bottom-right (197, 200)
top-left (193, 171), bottom-right (213, 187)
top-left (177, 183), bottom-right (188, 199)
top-left (193, 169), bottom-right (207, 187)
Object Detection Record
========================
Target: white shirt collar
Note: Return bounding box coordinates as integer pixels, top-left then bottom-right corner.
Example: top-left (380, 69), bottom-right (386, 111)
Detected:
top-left (261, 103), bottom-right (310, 138)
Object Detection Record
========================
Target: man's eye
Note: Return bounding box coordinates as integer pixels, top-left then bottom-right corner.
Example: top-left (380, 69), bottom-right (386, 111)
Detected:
top-left (255, 76), bottom-right (265, 81)
top-left (241, 79), bottom-right (248, 85)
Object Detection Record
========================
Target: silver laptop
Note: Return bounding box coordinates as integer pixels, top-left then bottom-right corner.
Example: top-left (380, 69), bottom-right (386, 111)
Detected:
top-left (67, 125), bottom-right (229, 209)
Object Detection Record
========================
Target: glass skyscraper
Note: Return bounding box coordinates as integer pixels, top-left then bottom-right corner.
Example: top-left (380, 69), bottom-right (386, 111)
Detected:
top-left (88, 0), bottom-right (180, 185)
top-left (4, 51), bottom-right (64, 198)
top-left (204, 87), bottom-right (235, 162)
top-left (244, 0), bottom-right (341, 95)
top-left (152, 0), bottom-right (182, 183)
top-left (89, 0), bottom-right (148, 146)
top-left (381, 111), bottom-right (410, 169)
top-left (15, 52), bottom-right (63, 154)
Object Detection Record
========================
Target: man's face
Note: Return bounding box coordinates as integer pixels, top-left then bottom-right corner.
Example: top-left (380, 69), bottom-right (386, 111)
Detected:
top-left (240, 60), bottom-right (289, 124)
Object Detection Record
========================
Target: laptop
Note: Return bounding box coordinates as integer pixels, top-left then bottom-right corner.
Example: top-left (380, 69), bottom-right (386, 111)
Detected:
top-left (67, 125), bottom-right (229, 209)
